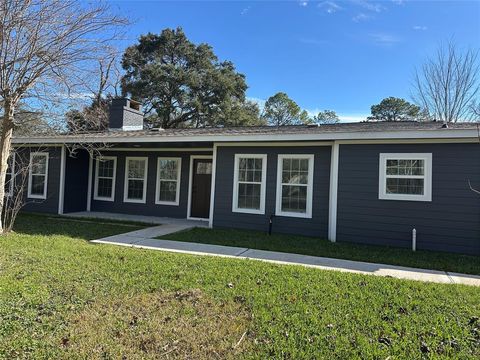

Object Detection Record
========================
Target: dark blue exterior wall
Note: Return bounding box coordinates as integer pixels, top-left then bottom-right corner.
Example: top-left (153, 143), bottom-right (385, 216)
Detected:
top-left (20, 146), bottom-right (62, 214)
top-left (336, 143), bottom-right (480, 255)
top-left (90, 150), bottom-right (212, 218)
top-left (212, 146), bottom-right (331, 237)
top-left (63, 149), bottom-right (89, 213)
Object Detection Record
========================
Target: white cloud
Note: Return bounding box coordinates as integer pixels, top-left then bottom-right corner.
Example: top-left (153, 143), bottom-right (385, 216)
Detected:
top-left (298, 1), bottom-right (309, 7)
top-left (352, 13), bottom-right (371, 22)
top-left (350, 0), bottom-right (385, 13)
top-left (391, 0), bottom-right (405, 5)
top-left (318, 1), bottom-right (343, 14)
top-left (369, 32), bottom-right (402, 45)
top-left (240, 6), bottom-right (250, 16)
top-left (338, 114), bottom-right (368, 122)
top-left (247, 97), bottom-right (266, 111)
top-left (413, 25), bottom-right (427, 31)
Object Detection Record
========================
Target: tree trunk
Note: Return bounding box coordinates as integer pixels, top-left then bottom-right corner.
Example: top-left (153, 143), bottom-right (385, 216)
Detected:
top-left (0, 99), bottom-right (16, 233)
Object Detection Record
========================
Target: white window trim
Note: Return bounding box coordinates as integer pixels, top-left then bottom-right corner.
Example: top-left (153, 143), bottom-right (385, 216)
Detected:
top-left (124, 156), bottom-right (148, 204)
top-left (5, 152), bottom-right (16, 197)
top-left (155, 157), bottom-right (182, 206)
top-left (94, 156), bottom-right (117, 202)
top-left (378, 153), bottom-right (432, 202)
top-left (275, 154), bottom-right (314, 219)
top-left (27, 152), bottom-right (49, 200)
top-left (232, 154), bottom-right (267, 215)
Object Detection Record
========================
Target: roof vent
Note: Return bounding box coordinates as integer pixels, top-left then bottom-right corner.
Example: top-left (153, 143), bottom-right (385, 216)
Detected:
top-left (108, 98), bottom-right (144, 131)
top-left (441, 123), bottom-right (449, 129)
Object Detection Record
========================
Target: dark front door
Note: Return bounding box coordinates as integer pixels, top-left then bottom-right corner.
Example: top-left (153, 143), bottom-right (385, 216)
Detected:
top-left (190, 158), bottom-right (212, 219)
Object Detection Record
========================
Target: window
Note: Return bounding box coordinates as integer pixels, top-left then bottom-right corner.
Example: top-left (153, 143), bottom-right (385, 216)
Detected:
top-left (156, 157), bottom-right (181, 205)
top-left (232, 154), bottom-right (267, 214)
top-left (379, 153), bottom-right (432, 202)
top-left (276, 154), bottom-right (314, 218)
top-left (28, 152), bottom-right (48, 199)
top-left (94, 156), bottom-right (117, 201)
top-left (124, 157), bottom-right (148, 203)
top-left (5, 152), bottom-right (15, 197)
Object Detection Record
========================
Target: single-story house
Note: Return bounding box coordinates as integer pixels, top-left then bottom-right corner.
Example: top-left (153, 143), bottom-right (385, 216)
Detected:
top-left (12, 99), bottom-right (480, 255)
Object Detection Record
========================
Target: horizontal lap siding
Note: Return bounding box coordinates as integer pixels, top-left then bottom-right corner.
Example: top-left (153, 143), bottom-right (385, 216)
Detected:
top-left (213, 146), bottom-right (331, 238)
top-left (337, 143), bottom-right (480, 255)
top-left (21, 147), bottom-right (61, 214)
top-left (91, 151), bottom-right (211, 218)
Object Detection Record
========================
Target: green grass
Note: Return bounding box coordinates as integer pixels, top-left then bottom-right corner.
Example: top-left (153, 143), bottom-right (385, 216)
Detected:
top-left (158, 227), bottom-right (480, 276)
top-left (0, 214), bottom-right (479, 359)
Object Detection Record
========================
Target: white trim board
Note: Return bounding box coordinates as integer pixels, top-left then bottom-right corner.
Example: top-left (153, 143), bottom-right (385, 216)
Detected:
top-left (378, 153), bottom-right (433, 202)
top-left (123, 156), bottom-right (149, 204)
top-left (58, 146), bottom-right (66, 214)
top-left (275, 154), bottom-right (315, 219)
top-left (86, 155), bottom-right (93, 211)
top-left (155, 157), bottom-right (182, 206)
top-left (328, 142), bottom-right (339, 242)
top-left (27, 152), bottom-right (49, 200)
top-left (208, 145), bottom-right (217, 228)
top-left (94, 156), bottom-right (117, 202)
top-left (187, 155), bottom-right (213, 221)
top-left (100, 147), bottom-right (213, 152)
top-left (232, 154), bottom-right (267, 215)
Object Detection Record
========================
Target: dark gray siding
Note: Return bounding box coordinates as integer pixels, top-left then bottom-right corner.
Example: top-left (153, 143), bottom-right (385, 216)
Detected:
top-left (213, 146), bottom-right (331, 237)
top-left (63, 149), bottom-right (89, 213)
top-left (91, 151), bottom-right (212, 218)
top-left (337, 143), bottom-right (480, 255)
top-left (20, 146), bottom-right (62, 214)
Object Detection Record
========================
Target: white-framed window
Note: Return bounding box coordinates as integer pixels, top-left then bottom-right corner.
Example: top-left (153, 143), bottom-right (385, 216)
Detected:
top-left (28, 152), bottom-right (49, 199)
top-left (94, 156), bottom-right (117, 201)
top-left (124, 157), bottom-right (148, 203)
top-left (156, 157), bottom-right (181, 205)
top-left (5, 152), bottom-right (15, 197)
top-left (232, 154), bottom-right (267, 214)
top-left (275, 154), bottom-right (314, 218)
top-left (379, 153), bottom-right (432, 202)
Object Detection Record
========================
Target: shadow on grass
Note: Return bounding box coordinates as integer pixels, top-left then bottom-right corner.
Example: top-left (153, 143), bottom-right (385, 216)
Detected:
top-left (12, 212), bottom-right (146, 241)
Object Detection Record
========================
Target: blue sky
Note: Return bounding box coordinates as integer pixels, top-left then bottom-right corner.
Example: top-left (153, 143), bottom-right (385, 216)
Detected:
top-left (111, 0), bottom-right (480, 121)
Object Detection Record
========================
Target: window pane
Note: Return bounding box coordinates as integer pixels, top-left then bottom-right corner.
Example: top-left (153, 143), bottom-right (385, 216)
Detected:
top-left (127, 179), bottom-right (144, 199)
top-left (282, 158), bottom-right (309, 185)
top-left (98, 159), bottom-right (114, 178)
top-left (281, 185), bottom-right (307, 213)
top-left (238, 183), bottom-right (261, 210)
top-left (31, 155), bottom-right (47, 174)
top-left (159, 180), bottom-right (177, 202)
top-left (196, 162), bottom-right (212, 174)
top-left (159, 159), bottom-right (178, 180)
top-left (97, 178), bottom-right (113, 198)
top-left (128, 160), bottom-right (145, 179)
top-left (386, 159), bottom-right (424, 176)
top-left (386, 178), bottom-right (424, 195)
top-left (31, 175), bottom-right (45, 195)
top-left (238, 157), bottom-right (262, 183)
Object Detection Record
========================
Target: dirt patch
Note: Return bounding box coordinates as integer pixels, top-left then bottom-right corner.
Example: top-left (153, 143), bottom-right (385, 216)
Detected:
top-left (62, 289), bottom-right (252, 359)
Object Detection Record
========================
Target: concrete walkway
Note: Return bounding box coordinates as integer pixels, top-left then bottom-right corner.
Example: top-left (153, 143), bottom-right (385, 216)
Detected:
top-left (87, 219), bottom-right (480, 287)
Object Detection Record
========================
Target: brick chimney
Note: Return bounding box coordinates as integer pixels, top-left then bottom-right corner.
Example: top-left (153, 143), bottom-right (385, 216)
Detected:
top-left (108, 98), bottom-right (144, 131)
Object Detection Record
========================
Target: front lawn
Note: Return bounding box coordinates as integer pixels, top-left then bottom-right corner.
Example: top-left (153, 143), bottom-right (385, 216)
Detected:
top-left (158, 227), bottom-right (480, 275)
top-left (1, 214), bottom-right (479, 359)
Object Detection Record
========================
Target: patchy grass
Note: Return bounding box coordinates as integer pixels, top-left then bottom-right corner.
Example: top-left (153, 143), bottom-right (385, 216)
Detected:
top-left (0, 213), bottom-right (479, 359)
top-left (158, 227), bottom-right (480, 275)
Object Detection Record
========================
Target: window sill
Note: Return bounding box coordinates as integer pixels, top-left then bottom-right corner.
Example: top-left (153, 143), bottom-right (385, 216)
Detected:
top-left (123, 199), bottom-right (147, 204)
top-left (93, 196), bottom-right (115, 202)
top-left (275, 211), bottom-right (312, 219)
top-left (28, 194), bottom-right (47, 200)
top-left (156, 200), bottom-right (180, 206)
top-left (379, 194), bottom-right (432, 202)
top-left (232, 207), bottom-right (265, 215)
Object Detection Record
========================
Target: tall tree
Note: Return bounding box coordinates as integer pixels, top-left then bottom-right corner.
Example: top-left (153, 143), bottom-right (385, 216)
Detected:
top-left (368, 97), bottom-right (420, 121)
top-left (0, 0), bottom-right (126, 232)
top-left (262, 92), bottom-right (310, 126)
top-left (121, 28), bottom-right (253, 129)
top-left (313, 110), bottom-right (340, 124)
top-left (413, 43), bottom-right (479, 123)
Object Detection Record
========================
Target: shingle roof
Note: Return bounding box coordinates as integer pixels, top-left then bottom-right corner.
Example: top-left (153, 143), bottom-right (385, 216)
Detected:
top-left (13, 121), bottom-right (480, 143)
